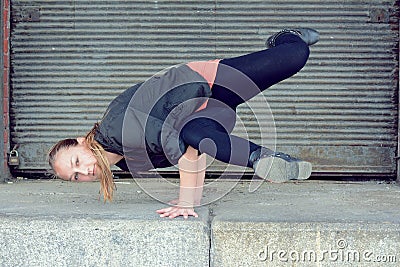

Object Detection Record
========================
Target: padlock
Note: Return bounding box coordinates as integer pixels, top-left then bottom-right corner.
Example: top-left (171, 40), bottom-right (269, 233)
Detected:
top-left (8, 150), bottom-right (20, 166)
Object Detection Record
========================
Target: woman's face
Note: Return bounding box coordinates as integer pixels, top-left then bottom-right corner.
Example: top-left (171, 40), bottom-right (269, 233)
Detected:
top-left (53, 138), bottom-right (98, 182)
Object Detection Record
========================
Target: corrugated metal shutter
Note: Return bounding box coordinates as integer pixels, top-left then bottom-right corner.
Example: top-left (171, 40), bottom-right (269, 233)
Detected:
top-left (10, 0), bottom-right (399, 175)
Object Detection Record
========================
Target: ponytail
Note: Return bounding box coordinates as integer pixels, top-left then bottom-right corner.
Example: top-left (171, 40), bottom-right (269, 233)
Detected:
top-left (85, 123), bottom-right (116, 202)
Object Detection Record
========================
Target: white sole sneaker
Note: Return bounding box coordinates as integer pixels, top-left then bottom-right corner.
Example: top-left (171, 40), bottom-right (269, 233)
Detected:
top-left (254, 156), bottom-right (312, 183)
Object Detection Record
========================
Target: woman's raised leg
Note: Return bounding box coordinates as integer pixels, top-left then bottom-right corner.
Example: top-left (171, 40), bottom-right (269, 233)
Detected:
top-left (181, 29), bottom-right (318, 182)
top-left (209, 31), bottom-right (311, 109)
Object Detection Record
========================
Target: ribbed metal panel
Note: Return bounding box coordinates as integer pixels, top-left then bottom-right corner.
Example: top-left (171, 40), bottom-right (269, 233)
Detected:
top-left (10, 0), bottom-right (399, 174)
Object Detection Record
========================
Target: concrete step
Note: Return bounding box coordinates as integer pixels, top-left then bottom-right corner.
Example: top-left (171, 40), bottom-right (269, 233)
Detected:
top-left (0, 179), bottom-right (399, 267)
top-left (210, 181), bottom-right (400, 267)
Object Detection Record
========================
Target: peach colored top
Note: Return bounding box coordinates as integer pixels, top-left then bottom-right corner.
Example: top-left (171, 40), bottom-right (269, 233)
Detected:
top-left (186, 59), bottom-right (221, 111)
top-left (187, 59), bottom-right (221, 88)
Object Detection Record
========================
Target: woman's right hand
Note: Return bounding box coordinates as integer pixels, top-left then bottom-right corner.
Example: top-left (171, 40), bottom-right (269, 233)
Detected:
top-left (156, 205), bottom-right (199, 219)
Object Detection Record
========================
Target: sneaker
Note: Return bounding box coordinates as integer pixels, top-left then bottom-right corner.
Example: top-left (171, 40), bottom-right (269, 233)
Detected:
top-left (253, 151), bottom-right (312, 183)
top-left (266, 28), bottom-right (320, 48)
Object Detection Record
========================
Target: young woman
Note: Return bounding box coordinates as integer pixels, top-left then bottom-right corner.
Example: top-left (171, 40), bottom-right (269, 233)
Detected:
top-left (48, 28), bottom-right (319, 219)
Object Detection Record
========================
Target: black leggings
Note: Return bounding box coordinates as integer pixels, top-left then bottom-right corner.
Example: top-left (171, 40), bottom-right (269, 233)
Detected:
top-left (180, 33), bottom-right (310, 167)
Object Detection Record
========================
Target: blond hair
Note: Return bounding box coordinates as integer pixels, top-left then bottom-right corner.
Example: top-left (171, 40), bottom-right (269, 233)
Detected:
top-left (48, 123), bottom-right (115, 201)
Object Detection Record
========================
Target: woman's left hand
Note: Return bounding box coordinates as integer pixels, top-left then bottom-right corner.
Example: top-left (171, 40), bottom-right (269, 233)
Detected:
top-left (156, 206), bottom-right (199, 219)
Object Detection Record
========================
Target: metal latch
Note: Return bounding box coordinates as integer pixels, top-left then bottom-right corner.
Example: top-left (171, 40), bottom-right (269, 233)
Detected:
top-left (8, 148), bottom-right (20, 166)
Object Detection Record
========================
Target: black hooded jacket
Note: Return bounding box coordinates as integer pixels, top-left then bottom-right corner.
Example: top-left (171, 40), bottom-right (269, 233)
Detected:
top-left (94, 64), bottom-right (211, 173)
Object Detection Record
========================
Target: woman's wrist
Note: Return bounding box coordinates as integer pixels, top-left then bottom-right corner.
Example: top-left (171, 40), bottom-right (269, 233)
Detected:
top-left (176, 200), bottom-right (194, 208)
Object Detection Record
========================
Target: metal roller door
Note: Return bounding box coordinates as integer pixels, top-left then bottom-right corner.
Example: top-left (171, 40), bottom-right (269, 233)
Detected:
top-left (10, 0), bottom-right (399, 175)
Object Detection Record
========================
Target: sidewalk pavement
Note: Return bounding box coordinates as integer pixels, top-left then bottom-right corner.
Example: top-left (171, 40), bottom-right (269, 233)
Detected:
top-left (0, 178), bottom-right (399, 267)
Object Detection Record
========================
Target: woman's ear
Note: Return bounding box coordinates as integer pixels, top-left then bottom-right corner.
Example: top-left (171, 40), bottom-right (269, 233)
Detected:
top-left (76, 137), bottom-right (86, 144)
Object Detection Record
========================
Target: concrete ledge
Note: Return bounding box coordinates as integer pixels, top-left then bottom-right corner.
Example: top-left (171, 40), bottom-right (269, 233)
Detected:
top-left (1, 217), bottom-right (209, 267)
top-left (211, 222), bottom-right (399, 267)
top-left (0, 180), bottom-right (210, 267)
top-left (1, 179), bottom-right (399, 267)
top-left (210, 181), bottom-right (400, 267)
